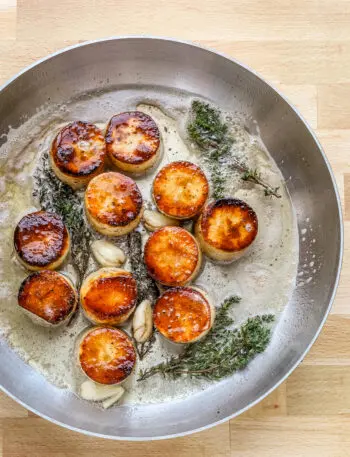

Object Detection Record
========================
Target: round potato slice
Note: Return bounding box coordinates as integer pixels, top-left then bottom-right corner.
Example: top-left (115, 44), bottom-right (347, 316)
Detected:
top-left (144, 226), bottom-right (201, 287)
top-left (85, 172), bottom-right (143, 236)
top-left (195, 198), bottom-right (258, 262)
top-left (80, 268), bottom-right (137, 326)
top-left (106, 111), bottom-right (161, 173)
top-left (18, 270), bottom-right (77, 327)
top-left (14, 211), bottom-right (70, 271)
top-left (153, 161), bottom-right (209, 219)
top-left (50, 121), bottom-right (106, 189)
top-left (153, 286), bottom-right (215, 344)
top-left (78, 327), bottom-right (136, 385)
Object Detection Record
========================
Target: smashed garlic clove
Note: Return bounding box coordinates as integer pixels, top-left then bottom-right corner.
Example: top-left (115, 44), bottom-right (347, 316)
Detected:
top-left (133, 299), bottom-right (153, 343)
top-left (80, 380), bottom-right (124, 401)
top-left (143, 210), bottom-right (179, 232)
top-left (102, 388), bottom-right (125, 409)
top-left (64, 264), bottom-right (79, 288)
top-left (91, 240), bottom-right (126, 267)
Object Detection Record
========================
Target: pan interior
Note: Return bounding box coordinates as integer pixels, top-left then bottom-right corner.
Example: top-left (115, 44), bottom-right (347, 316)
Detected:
top-left (0, 38), bottom-right (342, 439)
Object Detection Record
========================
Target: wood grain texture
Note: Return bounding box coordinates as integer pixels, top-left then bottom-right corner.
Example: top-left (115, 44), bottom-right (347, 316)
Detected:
top-left (2, 418), bottom-right (230, 457)
top-left (230, 417), bottom-right (350, 457)
top-left (0, 0), bottom-right (348, 455)
top-left (318, 85), bottom-right (350, 129)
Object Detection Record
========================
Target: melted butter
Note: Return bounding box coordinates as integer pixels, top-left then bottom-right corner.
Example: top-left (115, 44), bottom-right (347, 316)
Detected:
top-left (0, 86), bottom-right (298, 405)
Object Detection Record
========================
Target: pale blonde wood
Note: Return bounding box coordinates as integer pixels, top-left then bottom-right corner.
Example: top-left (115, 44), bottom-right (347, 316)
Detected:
top-left (318, 85), bottom-right (350, 129)
top-left (230, 417), bottom-right (350, 457)
top-left (345, 174), bottom-right (350, 220)
top-left (14, 0), bottom-right (350, 42)
top-left (327, 222), bottom-right (349, 315)
top-left (0, 0), bottom-right (349, 455)
top-left (2, 418), bottom-right (230, 457)
top-left (205, 41), bottom-right (350, 85)
top-left (287, 365), bottom-right (350, 415)
top-left (0, 1), bottom-right (15, 39)
top-left (0, 39), bottom-right (76, 82)
top-left (304, 315), bottom-right (350, 365)
top-left (243, 384), bottom-right (287, 418)
top-left (277, 84), bottom-right (318, 129)
top-left (318, 130), bottom-right (350, 202)
top-left (0, 394), bottom-right (27, 418)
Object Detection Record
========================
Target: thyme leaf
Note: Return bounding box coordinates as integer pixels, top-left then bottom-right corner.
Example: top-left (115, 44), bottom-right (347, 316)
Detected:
top-left (188, 100), bottom-right (281, 199)
top-left (33, 151), bottom-right (91, 285)
top-left (134, 333), bottom-right (156, 361)
top-left (137, 296), bottom-right (274, 382)
top-left (240, 165), bottom-right (281, 199)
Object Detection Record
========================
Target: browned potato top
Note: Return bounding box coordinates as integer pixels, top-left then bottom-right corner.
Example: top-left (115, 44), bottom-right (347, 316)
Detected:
top-left (81, 269), bottom-right (137, 324)
top-left (14, 211), bottom-right (69, 268)
top-left (18, 270), bottom-right (77, 324)
top-left (51, 121), bottom-right (106, 176)
top-left (79, 327), bottom-right (136, 385)
top-left (153, 287), bottom-right (212, 343)
top-left (144, 226), bottom-right (200, 286)
top-left (200, 198), bottom-right (258, 252)
top-left (106, 111), bottom-right (160, 165)
top-left (85, 172), bottom-right (143, 227)
top-left (153, 161), bottom-right (209, 219)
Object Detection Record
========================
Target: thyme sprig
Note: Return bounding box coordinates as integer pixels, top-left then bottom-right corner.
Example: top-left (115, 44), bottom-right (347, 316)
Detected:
top-left (234, 160), bottom-right (281, 198)
top-left (188, 100), bottom-right (281, 199)
top-left (33, 151), bottom-right (91, 285)
top-left (135, 333), bottom-right (156, 361)
top-left (138, 296), bottom-right (274, 382)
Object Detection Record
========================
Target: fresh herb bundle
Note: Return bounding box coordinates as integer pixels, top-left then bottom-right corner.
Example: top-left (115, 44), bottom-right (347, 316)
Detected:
top-left (188, 100), bottom-right (281, 199)
top-left (138, 296), bottom-right (274, 382)
top-left (33, 151), bottom-right (91, 284)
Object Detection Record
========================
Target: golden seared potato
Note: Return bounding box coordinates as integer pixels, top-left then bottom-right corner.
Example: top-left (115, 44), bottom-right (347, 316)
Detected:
top-left (105, 111), bottom-right (161, 173)
top-left (84, 172), bottom-right (143, 236)
top-left (18, 270), bottom-right (77, 327)
top-left (50, 121), bottom-right (106, 189)
top-left (152, 161), bottom-right (209, 219)
top-left (144, 226), bottom-right (201, 287)
top-left (78, 327), bottom-right (136, 385)
top-left (14, 211), bottom-right (70, 271)
top-left (153, 286), bottom-right (215, 344)
top-left (80, 268), bottom-right (137, 326)
top-left (195, 198), bottom-right (258, 262)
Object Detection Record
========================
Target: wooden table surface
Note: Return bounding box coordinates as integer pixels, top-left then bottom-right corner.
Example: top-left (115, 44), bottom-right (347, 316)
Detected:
top-left (1, 0), bottom-right (349, 455)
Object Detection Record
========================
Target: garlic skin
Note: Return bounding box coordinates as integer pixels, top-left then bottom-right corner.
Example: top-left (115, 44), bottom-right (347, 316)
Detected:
top-left (143, 210), bottom-right (179, 232)
top-left (91, 240), bottom-right (126, 267)
top-left (102, 389), bottom-right (125, 409)
top-left (132, 299), bottom-right (153, 343)
top-left (80, 380), bottom-right (124, 402)
top-left (64, 264), bottom-right (79, 288)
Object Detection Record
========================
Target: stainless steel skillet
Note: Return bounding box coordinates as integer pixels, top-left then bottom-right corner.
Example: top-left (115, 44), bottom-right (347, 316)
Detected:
top-left (0, 37), bottom-right (343, 440)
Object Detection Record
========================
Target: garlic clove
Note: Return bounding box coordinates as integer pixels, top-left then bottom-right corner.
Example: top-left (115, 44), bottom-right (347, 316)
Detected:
top-left (80, 380), bottom-right (124, 401)
top-left (143, 210), bottom-right (179, 232)
top-left (91, 240), bottom-right (126, 267)
top-left (133, 299), bottom-right (153, 343)
top-left (64, 264), bottom-right (79, 288)
top-left (181, 220), bottom-right (194, 233)
top-left (102, 388), bottom-right (125, 409)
